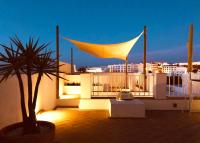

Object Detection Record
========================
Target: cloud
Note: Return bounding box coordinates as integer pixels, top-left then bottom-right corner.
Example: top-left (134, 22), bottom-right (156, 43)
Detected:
top-left (129, 44), bottom-right (200, 63)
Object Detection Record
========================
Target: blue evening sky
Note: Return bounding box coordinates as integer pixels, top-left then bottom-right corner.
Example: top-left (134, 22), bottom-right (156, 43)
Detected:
top-left (0, 0), bottom-right (200, 67)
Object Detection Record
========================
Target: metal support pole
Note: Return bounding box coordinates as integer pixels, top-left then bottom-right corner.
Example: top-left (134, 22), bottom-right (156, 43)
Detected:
top-left (187, 24), bottom-right (193, 73)
top-left (143, 26), bottom-right (147, 91)
top-left (56, 25), bottom-right (59, 99)
top-left (125, 57), bottom-right (128, 89)
top-left (71, 47), bottom-right (74, 74)
top-left (187, 24), bottom-right (193, 112)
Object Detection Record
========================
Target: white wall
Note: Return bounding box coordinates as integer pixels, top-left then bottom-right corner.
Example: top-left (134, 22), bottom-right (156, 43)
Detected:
top-left (59, 61), bottom-right (71, 74)
top-left (33, 74), bottom-right (57, 112)
top-left (0, 74), bottom-right (57, 128)
top-left (58, 62), bottom-right (77, 96)
top-left (65, 75), bottom-right (81, 83)
top-left (0, 75), bottom-right (25, 129)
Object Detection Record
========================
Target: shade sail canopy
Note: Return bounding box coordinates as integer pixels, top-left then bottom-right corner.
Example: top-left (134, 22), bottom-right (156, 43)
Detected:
top-left (64, 32), bottom-right (143, 60)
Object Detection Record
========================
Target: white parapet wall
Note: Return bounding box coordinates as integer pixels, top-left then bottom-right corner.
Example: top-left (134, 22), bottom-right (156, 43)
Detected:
top-left (65, 74), bottom-right (81, 83)
top-left (62, 74), bottom-right (81, 95)
top-left (0, 74), bottom-right (57, 128)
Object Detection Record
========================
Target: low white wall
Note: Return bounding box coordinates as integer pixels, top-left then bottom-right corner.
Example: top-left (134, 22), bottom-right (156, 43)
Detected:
top-left (59, 73), bottom-right (80, 96)
top-left (60, 98), bottom-right (200, 112)
top-left (141, 99), bottom-right (189, 110)
top-left (0, 74), bottom-right (57, 128)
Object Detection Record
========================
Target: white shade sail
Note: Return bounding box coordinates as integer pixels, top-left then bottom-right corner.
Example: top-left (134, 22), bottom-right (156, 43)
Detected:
top-left (64, 32), bottom-right (143, 61)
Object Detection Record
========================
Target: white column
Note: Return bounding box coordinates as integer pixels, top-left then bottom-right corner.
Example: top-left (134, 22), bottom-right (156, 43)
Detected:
top-left (80, 73), bottom-right (93, 99)
top-left (153, 73), bottom-right (167, 99)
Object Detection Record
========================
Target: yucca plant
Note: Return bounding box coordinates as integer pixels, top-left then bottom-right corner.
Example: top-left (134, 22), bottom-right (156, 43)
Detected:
top-left (0, 37), bottom-right (62, 134)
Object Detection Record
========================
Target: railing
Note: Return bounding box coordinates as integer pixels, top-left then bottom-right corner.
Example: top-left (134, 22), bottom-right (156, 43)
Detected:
top-left (166, 75), bottom-right (184, 97)
top-left (92, 73), bottom-right (154, 98)
top-left (167, 73), bottom-right (200, 97)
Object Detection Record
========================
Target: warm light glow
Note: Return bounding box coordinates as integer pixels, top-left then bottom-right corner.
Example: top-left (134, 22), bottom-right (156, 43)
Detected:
top-left (63, 86), bottom-right (81, 95)
top-left (79, 99), bottom-right (110, 110)
top-left (35, 93), bottom-right (42, 114)
top-left (36, 110), bottom-right (68, 123)
top-left (59, 94), bottom-right (80, 99)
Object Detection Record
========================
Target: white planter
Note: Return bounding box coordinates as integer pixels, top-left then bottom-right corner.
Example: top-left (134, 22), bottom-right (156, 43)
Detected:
top-left (64, 86), bottom-right (80, 95)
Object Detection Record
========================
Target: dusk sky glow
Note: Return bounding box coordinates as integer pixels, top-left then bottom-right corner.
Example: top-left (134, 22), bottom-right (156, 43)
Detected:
top-left (0, 0), bottom-right (200, 67)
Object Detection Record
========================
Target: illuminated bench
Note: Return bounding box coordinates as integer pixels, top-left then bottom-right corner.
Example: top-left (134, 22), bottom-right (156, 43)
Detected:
top-left (109, 99), bottom-right (145, 118)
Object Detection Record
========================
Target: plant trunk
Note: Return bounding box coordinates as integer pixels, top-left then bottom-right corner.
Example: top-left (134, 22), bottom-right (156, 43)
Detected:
top-left (16, 72), bottom-right (28, 122)
top-left (33, 73), bottom-right (42, 109)
top-left (26, 69), bottom-right (38, 133)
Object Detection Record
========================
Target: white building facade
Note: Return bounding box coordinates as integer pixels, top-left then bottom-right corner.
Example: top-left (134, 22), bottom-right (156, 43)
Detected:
top-left (108, 64), bottom-right (133, 72)
top-left (162, 64), bottom-right (187, 76)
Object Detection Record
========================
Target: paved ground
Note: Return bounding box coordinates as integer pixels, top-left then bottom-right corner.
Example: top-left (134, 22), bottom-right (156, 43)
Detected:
top-left (37, 109), bottom-right (200, 143)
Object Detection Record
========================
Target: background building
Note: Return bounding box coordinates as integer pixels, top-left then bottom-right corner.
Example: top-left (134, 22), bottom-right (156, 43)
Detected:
top-left (108, 64), bottom-right (132, 72)
top-left (84, 61), bottom-right (200, 75)
top-left (86, 67), bottom-right (103, 73)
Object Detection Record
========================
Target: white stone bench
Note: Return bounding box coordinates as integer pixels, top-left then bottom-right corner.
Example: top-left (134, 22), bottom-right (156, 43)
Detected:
top-left (109, 99), bottom-right (145, 118)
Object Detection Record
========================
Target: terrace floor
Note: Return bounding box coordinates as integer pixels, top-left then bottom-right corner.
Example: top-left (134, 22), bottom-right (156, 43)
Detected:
top-left (37, 109), bottom-right (200, 143)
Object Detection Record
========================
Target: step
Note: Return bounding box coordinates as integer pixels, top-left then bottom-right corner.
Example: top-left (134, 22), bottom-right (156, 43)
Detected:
top-left (59, 94), bottom-right (80, 99)
top-left (57, 98), bottom-right (80, 107)
top-left (79, 99), bottom-right (109, 110)
top-left (56, 98), bottom-right (110, 110)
